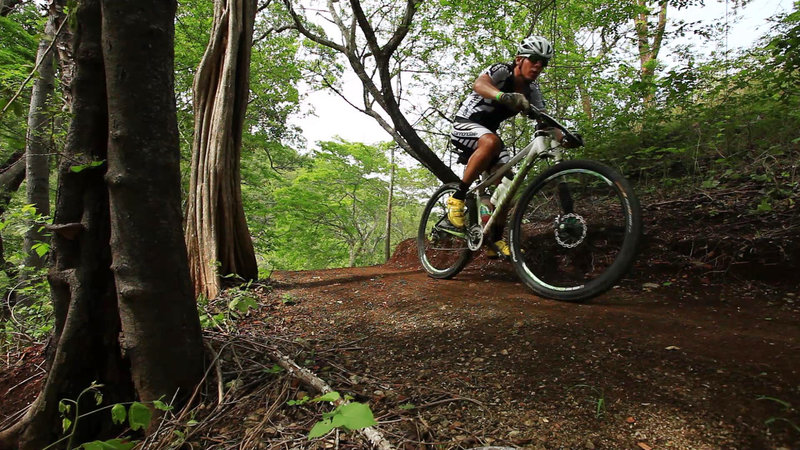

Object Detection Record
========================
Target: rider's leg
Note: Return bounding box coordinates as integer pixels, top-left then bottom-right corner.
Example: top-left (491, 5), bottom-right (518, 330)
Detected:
top-left (447, 133), bottom-right (503, 228)
top-left (458, 133), bottom-right (503, 195)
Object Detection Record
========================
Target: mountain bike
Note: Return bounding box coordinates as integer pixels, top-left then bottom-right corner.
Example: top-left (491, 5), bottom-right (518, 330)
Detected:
top-left (417, 107), bottom-right (642, 302)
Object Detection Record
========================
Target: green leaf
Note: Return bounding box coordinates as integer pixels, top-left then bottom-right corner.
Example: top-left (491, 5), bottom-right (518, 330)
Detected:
top-left (81, 439), bottom-right (137, 450)
top-left (313, 391), bottom-right (341, 403)
top-left (153, 399), bottom-right (172, 411)
top-left (287, 395), bottom-right (310, 406)
top-left (62, 417), bottom-right (72, 433)
top-left (94, 391), bottom-right (103, 406)
top-left (69, 160), bottom-right (105, 173)
top-left (264, 364), bottom-right (284, 374)
top-left (308, 402), bottom-right (377, 439)
top-left (229, 295), bottom-right (258, 313)
top-left (128, 402), bottom-right (152, 431)
top-left (336, 402), bottom-right (377, 430)
top-left (32, 242), bottom-right (49, 257)
top-left (186, 419), bottom-right (199, 426)
top-left (110, 403), bottom-right (126, 425)
top-left (308, 417), bottom-right (337, 439)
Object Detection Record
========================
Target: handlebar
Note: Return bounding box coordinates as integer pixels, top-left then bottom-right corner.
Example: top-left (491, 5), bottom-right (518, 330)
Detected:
top-left (528, 105), bottom-right (584, 148)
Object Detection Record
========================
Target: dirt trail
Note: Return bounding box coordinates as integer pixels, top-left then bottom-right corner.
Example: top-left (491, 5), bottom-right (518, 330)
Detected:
top-left (262, 253), bottom-right (800, 448)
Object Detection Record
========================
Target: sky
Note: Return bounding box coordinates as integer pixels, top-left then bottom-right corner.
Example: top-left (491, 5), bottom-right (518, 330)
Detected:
top-left (292, 0), bottom-right (793, 148)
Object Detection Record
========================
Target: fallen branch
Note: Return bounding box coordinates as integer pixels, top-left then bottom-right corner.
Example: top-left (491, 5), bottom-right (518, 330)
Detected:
top-left (270, 349), bottom-right (395, 450)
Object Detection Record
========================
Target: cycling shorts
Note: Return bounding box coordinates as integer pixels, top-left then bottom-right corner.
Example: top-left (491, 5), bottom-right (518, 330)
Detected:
top-left (450, 119), bottom-right (510, 166)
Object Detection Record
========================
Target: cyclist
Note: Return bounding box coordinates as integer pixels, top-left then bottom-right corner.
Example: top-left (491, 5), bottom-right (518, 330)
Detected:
top-left (447, 35), bottom-right (554, 259)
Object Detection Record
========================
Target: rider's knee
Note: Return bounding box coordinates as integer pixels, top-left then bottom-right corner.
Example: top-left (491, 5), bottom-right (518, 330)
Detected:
top-left (478, 133), bottom-right (503, 154)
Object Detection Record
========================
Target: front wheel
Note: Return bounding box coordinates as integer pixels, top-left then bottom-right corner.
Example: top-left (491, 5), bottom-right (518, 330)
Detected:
top-left (510, 160), bottom-right (642, 301)
top-left (417, 183), bottom-right (472, 279)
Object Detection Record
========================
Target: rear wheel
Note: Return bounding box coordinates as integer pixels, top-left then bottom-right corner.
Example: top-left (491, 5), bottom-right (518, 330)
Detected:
top-left (510, 160), bottom-right (641, 301)
top-left (417, 183), bottom-right (472, 279)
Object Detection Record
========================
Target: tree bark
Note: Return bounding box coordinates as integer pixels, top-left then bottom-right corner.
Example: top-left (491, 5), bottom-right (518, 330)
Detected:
top-left (0, 0), bottom-right (205, 447)
top-left (634, 0), bottom-right (668, 106)
top-left (101, 0), bottom-right (205, 405)
top-left (185, 0), bottom-right (258, 300)
top-left (22, 0), bottom-right (58, 270)
top-left (2, 1), bottom-right (133, 447)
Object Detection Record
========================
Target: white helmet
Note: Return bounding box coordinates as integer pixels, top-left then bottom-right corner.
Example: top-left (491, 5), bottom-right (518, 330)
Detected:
top-left (517, 36), bottom-right (554, 60)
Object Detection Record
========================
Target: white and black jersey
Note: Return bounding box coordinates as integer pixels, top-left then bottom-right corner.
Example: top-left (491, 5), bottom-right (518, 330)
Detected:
top-left (454, 62), bottom-right (546, 132)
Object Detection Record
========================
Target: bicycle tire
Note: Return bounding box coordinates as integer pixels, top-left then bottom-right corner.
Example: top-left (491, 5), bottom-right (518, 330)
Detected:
top-left (510, 159), bottom-right (642, 301)
top-left (417, 183), bottom-right (473, 279)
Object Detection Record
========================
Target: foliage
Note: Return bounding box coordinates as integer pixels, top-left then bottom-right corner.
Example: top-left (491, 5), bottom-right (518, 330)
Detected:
top-left (0, 202), bottom-right (53, 353)
top-left (0, 3), bottom-right (43, 154)
top-left (264, 139), bottom-right (427, 270)
top-left (197, 280), bottom-right (265, 331)
top-left (287, 391), bottom-right (378, 439)
top-left (46, 381), bottom-right (174, 450)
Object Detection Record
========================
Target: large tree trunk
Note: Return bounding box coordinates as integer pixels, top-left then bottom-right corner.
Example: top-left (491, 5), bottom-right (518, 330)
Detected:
top-left (22, 0), bottom-right (58, 269)
top-left (101, 0), bottom-right (205, 404)
top-left (2, 1), bottom-right (133, 447)
top-left (0, 0), bottom-right (205, 447)
top-left (185, 0), bottom-right (258, 300)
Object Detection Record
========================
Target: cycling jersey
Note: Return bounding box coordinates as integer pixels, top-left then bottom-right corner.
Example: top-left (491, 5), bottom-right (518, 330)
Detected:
top-left (454, 62), bottom-right (546, 132)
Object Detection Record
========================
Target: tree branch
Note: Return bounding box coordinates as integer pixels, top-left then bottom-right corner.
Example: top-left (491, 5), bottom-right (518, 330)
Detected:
top-left (383, 0), bottom-right (420, 58)
top-left (281, 0), bottom-right (345, 52)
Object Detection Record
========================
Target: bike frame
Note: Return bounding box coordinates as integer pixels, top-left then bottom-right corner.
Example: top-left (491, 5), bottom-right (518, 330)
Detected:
top-left (469, 130), bottom-right (564, 238)
top-left (436, 107), bottom-right (580, 246)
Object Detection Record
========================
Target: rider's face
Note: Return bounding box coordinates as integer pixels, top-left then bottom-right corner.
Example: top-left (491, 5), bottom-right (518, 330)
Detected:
top-left (517, 56), bottom-right (545, 82)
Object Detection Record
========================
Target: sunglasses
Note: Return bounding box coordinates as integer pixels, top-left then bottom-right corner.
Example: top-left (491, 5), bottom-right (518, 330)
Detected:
top-left (527, 55), bottom-right (549, 67)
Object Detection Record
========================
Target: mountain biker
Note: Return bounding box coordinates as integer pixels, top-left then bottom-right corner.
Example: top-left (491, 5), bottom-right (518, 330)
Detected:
top-left (447, 35), bottom-right (555, 259)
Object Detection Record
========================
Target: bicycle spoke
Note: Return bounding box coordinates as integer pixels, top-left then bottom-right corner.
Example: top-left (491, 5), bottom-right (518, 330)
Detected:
top-left (512, 161), bottom-right (641, 301)
top-left (417, 184), bottom-right (472, 278)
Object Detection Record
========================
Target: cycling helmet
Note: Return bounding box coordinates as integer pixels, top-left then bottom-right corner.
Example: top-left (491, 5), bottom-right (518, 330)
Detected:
top-left (517, 36), bottom-right (554, 60)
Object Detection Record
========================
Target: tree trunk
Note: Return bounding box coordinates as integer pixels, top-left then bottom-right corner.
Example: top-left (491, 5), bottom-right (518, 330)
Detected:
top-left (384, 146), bottom-right (394, 262)
top-left (22, 0), bottom-right (58, 269)
top-left (0, 0), bottom-right (205, 447)
top-left (578, 84), bottom-right (594, 122)
top-left (101, 0), bottom-right (205, 404)
top-left (185, 0), bottom-right (258, 300)
top-left (634, 0), bottom-right (668, 106)
top-left (2, 1), bottom-right (132, 447)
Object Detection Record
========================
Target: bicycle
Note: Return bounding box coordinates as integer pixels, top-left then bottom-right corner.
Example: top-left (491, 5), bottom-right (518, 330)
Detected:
top-left (417, 107), bottom-right (642, 302)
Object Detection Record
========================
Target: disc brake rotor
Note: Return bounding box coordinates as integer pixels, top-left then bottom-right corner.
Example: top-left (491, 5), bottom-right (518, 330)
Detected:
top-left (554, 213), bottom-right (587, 248)
top-left (466, 224), bottom-right (483, 251)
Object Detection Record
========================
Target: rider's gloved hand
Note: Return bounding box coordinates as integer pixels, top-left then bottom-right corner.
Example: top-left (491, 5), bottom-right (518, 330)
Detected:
top-left (496, 92), bottom-right (530, 112)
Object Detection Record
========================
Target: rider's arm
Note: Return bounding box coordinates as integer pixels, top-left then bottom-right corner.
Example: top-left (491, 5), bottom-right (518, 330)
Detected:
top-left (473, 73), bottom-right (502, 100)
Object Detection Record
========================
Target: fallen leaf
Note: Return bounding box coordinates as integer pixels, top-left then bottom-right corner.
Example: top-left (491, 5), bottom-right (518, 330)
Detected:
top-left (665, 346), bottom-right (681, 351)
top-left (625, 416), bottom-right (636, 424)
top-left (637, 442), bottom-right (652, 450)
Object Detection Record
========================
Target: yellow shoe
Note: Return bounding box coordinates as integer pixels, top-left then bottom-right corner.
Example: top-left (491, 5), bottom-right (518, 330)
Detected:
top-left (446, 196), bottom-right (465, 228)
top-left (487, 240), bottom-right (511, 259)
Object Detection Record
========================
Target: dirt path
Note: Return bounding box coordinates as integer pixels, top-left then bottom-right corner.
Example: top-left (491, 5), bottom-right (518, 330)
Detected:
top-left (262, 257), bottom-right (800, 449)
